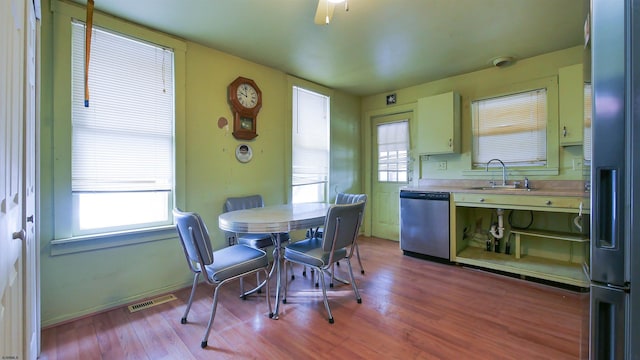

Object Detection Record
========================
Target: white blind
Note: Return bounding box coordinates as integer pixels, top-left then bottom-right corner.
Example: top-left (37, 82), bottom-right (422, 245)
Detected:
top-left (71, 21), bottom-right (174, 192)
top-left (292, 86), bottom-right (329, 187)
top-left (472, 89), bottom-right (547, 167)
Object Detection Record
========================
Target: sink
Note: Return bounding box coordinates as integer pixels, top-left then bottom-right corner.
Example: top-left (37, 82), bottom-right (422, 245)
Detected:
top-left (468, 186), bottom-right (533, 191)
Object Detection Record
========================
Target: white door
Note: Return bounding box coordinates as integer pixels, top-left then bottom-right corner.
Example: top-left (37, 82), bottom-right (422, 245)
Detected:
top-left (23, 0), bottom-right (39, 358)
top-left (1, 0), bottom-right (30, 358)
top-left (371, 113), bottom-right (412, 241)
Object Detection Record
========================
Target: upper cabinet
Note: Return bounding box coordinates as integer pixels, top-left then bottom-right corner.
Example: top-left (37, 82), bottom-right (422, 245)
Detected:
top-left (416, 91), bottom-right (461, 154)
top-left (559, 64), bottom-right (584, 146)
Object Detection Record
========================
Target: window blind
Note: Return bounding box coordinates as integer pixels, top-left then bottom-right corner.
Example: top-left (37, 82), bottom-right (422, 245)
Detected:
top-left (292, 86), bottom-right (329, 187)
top-left (71, 21), bottom-right (174, 192)
top-left (472, 89), bottom-right (547, 167)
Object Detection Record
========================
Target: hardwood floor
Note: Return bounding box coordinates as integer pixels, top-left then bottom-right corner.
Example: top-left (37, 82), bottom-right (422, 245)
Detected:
top-left (40, 237), bottom-right (590, 359)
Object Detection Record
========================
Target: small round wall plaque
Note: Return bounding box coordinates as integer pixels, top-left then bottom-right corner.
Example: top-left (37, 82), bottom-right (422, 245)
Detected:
top-left (235, 144), bottom-right (253, 163)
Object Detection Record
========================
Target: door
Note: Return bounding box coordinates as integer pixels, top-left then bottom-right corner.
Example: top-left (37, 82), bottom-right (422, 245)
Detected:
top-left (371, 113), bottom-right (411, 240)
top-left (23, 0), bottom-right (39, 358)
top-left (1, 0), bottom-right (27, 357)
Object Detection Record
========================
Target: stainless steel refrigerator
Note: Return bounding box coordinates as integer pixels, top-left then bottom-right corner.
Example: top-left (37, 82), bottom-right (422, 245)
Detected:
top-left (589, 0), bottom-right (640, 358)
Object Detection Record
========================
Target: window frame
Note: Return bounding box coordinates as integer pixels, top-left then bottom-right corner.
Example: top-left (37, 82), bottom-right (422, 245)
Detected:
top-left (471, 88), bottom-right (548, 167)
top-left (286, 77), bottom-right (334, 204)
top-left (463, 76), bottom-right (560, 177)
top-left (50, 1), bottom-right (187, 254)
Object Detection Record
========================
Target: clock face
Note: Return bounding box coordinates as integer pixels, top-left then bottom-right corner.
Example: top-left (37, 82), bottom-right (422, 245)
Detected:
top-left (236, 83), bottom-right (259, 109)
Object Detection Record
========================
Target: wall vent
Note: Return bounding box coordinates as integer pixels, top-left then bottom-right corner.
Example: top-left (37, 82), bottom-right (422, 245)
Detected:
top-left (127, 294), bottom-right (177, 313)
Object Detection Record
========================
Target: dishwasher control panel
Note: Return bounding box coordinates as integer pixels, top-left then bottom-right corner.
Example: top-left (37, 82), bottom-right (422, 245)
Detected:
top-left (400, 190), bottom-right (450, 201)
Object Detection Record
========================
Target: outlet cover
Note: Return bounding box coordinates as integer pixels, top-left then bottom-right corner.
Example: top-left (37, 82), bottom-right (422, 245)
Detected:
top-left (572, 158), bottom-right (583, 171)
top-left (438, 161), bottom-right (447, 170)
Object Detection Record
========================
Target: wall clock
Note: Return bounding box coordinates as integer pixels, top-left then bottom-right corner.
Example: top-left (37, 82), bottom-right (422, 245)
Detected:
top-left (228, 76), bottom-right (262, 140)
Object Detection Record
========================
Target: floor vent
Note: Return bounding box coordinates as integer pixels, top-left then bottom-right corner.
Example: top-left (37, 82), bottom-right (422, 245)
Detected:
top-left (128, 294), bottom-right (177, 313)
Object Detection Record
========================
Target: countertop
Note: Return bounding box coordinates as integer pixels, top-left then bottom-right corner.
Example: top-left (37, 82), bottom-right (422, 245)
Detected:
top-left (403, 179), bottom-right (589, 198)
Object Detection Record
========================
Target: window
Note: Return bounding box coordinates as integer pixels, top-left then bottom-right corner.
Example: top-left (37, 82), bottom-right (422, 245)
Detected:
top-left (292, 86), bottom-right (329, 203)
top-left (472, 89), bottom-right (547, 167)
top-left (71, 21), bottom-right (175, 235)
top-left (377, 121), bottom-right (409, 182)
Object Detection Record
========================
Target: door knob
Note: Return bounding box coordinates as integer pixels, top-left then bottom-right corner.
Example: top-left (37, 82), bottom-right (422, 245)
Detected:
top-left (12, 229), bottom-right (26, 241)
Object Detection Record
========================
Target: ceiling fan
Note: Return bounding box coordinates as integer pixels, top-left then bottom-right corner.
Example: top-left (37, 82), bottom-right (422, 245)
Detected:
top-left (314, 0), bottom-right (349, 25)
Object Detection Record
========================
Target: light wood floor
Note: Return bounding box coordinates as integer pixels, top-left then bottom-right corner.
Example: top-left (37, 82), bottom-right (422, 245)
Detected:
top-left (40, 236), bottom-right (590, 359)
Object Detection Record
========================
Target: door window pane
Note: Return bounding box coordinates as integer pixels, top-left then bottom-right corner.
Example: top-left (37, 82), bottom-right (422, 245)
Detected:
top-left (377, 121), bottom-right (409, 183)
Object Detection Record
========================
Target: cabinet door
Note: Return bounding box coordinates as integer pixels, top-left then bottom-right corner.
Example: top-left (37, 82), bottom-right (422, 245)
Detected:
top-left (417, 91), bottom-right (460, 154)
top-left (559, 64), bottom-right (584, 146)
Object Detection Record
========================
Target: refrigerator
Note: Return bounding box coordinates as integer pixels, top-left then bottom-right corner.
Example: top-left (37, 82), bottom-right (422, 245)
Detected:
top-left (589, 0), bottom-right (640, 358)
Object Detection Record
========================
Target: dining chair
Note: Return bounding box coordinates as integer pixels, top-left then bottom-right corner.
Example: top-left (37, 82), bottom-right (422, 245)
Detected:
top-left (173, 208), bottom-right (272, 348)
top-left (223, 195), bottom-right (289, 297)
top-left (282, 201), bottom-right (365, 324)
top-left (304, 193), bottom-right (368, 286)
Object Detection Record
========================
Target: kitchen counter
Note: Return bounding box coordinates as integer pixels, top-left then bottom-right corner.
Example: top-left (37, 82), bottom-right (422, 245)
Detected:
top-left (403, 179), bottom-right (589, 198)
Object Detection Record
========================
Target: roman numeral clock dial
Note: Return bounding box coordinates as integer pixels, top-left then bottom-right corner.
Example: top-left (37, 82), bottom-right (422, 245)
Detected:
top-left (228, 76), bottom-right (262, 140)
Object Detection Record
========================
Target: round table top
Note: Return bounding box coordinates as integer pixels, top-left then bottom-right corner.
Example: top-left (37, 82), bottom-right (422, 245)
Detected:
top-left (218, 202), bottom-right (331, 233)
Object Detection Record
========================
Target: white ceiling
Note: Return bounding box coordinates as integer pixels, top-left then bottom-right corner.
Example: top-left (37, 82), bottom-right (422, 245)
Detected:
top-left (70, 0), bottom-right (585, 96)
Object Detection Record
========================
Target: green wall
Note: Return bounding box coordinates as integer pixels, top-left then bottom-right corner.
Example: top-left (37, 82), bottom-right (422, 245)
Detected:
top-left (39, 0), bottom-right (360, 326)
top-left (361, 46), bottom-right (585, 191)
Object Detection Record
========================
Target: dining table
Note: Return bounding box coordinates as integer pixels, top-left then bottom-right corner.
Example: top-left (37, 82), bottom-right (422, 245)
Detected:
top-left (218, 202), bottom-right (331, 319)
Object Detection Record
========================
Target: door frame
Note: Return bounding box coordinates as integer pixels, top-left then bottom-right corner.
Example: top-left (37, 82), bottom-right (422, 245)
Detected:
top-left (362, 103), bottom-right (418, 237)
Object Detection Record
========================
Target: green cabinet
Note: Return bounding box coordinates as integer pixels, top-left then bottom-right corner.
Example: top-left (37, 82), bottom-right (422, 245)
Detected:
top-left (559, 64), bottom-right (584, 146)
top-left (416, 91), bottom-right (461, 154)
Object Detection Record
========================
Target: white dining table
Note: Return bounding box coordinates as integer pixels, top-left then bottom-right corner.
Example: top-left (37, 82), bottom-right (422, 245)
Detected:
top-left (218, 202), bottom-right (331, 319)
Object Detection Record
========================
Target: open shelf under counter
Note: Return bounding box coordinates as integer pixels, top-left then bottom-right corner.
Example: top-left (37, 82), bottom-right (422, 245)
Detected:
top-left (455, 246), bottom-right (589, 288)
top-left (510, 229), bottom-right (589, 260)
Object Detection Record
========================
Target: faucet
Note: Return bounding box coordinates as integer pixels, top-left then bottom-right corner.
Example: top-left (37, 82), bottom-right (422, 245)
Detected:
top-left (486, 158), bottom-right (507, 186)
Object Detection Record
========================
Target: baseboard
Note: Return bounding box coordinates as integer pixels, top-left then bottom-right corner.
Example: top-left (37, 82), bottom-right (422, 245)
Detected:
top-left (41, 280), bottom-right (193, 329)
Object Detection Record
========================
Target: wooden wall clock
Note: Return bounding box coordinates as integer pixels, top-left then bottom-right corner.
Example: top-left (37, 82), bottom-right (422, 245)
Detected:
top-left (228, 76), bottom-right (262, 140)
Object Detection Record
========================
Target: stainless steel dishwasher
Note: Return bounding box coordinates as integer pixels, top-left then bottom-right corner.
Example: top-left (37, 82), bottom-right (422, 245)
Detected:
top-left (399, 190), bottom-right (450, 261)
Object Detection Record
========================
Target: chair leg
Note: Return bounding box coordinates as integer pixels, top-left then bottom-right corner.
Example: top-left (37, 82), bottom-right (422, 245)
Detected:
top-left (318, 269), bottom-right (334, 324)
top-left (181, 273), bottom-right (199, 324)
top-left (330, 264), bottom-right (335, 288)
top-left (264, 268), bottom-right (273, 318)
top-left (239, 277), bottom-right (246, 299)
top-left (282, 260), bottom-right (288, 304)
top-left (355, 242), bottom-right (365, 274)
top-left (201, 284), bottom-right (222, 348)
top-left (345, 258), bottom-right (362, 304)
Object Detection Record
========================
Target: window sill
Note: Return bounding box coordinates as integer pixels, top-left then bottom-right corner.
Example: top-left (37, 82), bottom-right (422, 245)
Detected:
top-left (462, 167), bottom-right (559, 177)
top-left (50, 225), bottom-right (177, 256)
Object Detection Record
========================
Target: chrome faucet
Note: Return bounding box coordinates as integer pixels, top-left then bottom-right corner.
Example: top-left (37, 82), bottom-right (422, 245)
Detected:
top-left (486, 158), bottom-right (507, 186)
